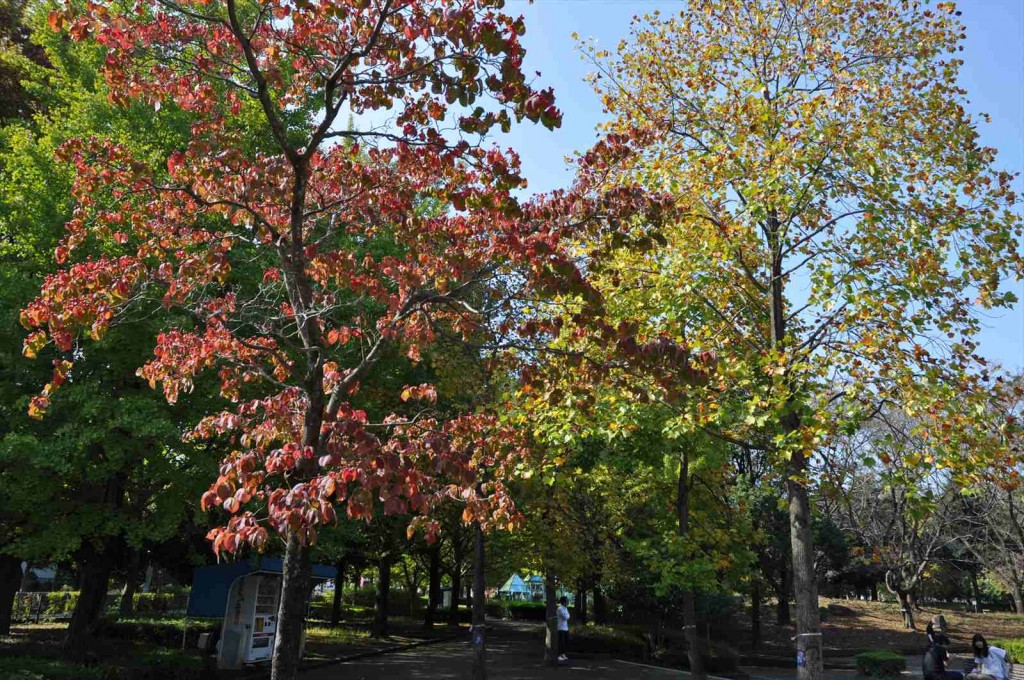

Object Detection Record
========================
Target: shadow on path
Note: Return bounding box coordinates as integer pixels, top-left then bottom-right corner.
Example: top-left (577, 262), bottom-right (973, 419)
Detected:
top-left (299, 622), bottom-right (702, 680)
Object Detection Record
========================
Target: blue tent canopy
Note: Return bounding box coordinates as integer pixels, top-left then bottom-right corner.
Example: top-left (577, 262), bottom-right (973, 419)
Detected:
top-left (186, 556), bottom-right (337, 618)
top-left (498, 573), bottom-right (530, 596)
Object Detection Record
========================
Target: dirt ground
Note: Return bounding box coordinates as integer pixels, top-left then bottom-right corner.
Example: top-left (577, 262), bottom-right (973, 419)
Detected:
top-left (751, 597), bottom-right (1024, 653)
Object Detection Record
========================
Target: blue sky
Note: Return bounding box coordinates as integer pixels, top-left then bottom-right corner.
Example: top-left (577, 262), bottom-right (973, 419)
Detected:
top-left (490, 0), bottom-right (1024, 372)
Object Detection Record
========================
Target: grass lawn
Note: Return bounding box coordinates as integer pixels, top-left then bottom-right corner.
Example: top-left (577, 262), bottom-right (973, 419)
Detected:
top-left (749, 597), bottom-right (1024, 653)
top-left (1, 613), bottom-right (463, 678)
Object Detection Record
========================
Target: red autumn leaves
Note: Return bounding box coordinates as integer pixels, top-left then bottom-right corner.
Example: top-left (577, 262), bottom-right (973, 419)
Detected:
top-left (24, 0), bottom-right (703, 558)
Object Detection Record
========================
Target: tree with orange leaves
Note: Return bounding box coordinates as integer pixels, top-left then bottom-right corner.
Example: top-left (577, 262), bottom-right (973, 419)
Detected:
top-left (25, 1), bottom-right (569, 677)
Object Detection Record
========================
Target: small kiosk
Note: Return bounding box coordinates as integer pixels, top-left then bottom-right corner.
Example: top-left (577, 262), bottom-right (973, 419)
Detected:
top-left (186, 557), bottom-right (336, 669)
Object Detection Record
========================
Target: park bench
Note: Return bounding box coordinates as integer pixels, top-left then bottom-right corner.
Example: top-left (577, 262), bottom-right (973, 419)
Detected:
top-left (962, 659), bottom-right (1024, 680)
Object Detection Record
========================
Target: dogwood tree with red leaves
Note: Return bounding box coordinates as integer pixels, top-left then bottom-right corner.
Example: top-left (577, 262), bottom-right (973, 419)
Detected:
top-left (25, 0), bottom-right (565, 676)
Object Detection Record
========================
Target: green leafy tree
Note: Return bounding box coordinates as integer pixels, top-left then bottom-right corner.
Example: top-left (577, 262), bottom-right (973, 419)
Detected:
top-left (0, 6), bottom-right (217, 653)
top-left (572, 1), bottom-right (1022, 675)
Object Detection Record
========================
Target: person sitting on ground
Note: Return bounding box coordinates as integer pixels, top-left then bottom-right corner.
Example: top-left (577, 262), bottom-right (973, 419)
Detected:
top-left (968, 634), bottom-right (1009, 680)
top-left (556, 596), bottom-right (571, 662)
top-left (928, 621), bottom-right (952, 648)
top-left (924, 638), bottom-right (965, 680)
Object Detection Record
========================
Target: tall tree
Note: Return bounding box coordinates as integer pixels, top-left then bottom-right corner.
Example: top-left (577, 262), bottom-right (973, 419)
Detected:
top-left (0, 5), bottom-right (217, 653)
top-left (0, 0), bottom-right (50, 122)
top-left (29, 3), bottom-right (563, 676)
top-left (821, 414), bottom-right (966, 630)
top-left (575, 1), bottom-right (1022, 676)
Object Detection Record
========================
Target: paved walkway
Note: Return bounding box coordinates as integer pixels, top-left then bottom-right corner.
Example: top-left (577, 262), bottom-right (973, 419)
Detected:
top-left (745, 653), bottom-right (979, 679)
top-left (298, 624), bottom-right (953, 680)
top-left (299, 634), bottom-right (714, 680)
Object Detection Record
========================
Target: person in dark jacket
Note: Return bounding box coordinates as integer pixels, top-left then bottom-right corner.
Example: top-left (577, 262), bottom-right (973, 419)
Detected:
top-left (928, 621), bottom-right (952, 648)
top-left (924, 641), bottom-right (965, 680)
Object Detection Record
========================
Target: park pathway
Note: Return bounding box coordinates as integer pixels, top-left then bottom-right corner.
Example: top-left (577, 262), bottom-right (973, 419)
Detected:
top-left (297, 623), bottom-right (938, 679)
top-left (297, 624), bottom-right (716, 680)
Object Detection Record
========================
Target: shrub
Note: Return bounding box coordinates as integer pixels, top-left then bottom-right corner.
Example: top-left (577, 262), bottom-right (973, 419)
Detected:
top-left (130, 593), bottom-right (188, 615)
top-left (992, 639), bottom-right (1024, 664)
top-left (435, 605), bottom-right (472, 623)
top-left (694, 593), bottom-right (740, 639)
top-left (503, 600), bottom-right (546, 621)
top-left (570, 624), bottom-right (647, 660)
top-left (95, 617), bottom-right (220, 648)
top-left (485, 600), bottom-right (510, 619)
top-left (856, 650), bottom-right (906, 678)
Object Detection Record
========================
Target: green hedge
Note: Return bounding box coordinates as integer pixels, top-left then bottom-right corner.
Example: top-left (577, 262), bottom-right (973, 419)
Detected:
top-left (992, 639), bottom-right (1023, 664)
top-left (436, 605), bottom-right (472, 623)
top-left (856, 650), bottom-right (906, 678)
top-left (128, 593), bottom-right (189, 615)
top-left (306, 588), bottom-right (425, 620)
top-left (95, 617), bottom-right (220, 649)
top-left (12, 592), bottom-right (189, 622)
top-left (570, 625), bottom-right (647, 660)
top-left (485, 599), bottom-right (546, 621)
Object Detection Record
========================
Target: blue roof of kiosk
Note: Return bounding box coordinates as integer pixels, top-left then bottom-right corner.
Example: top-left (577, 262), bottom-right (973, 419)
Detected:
top-left (499, 573), bottom-right (530, 594)
top-left (186, 556), bottom-right (336, 618)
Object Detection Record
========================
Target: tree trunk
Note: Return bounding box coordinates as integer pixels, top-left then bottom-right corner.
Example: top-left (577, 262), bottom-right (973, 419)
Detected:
top-left (766, 206), bottom-right (823, 680)
top-left (471, 523), bottom-right (486, 680)
top-left (118, 547), bottom-right (143, 617)
top-left (677, 448), bottom-right (706, 680)
top-left (751, 583), bottom-right (762, 649)
top-left (870, 582), bottom-right (878, 602)
top-left (1012, 582), bottom-right (1023, 615)
top-left (776, 567), bottom-right (792, 626)
top-left (787, 450), bottom-right (823, 680)
top-left (449, 540), bottom-right (463, 627)
top-left (63, 469), bottom-right (126, 663)
top-left (593, 585), bottom-right (607, 625)
top-left (970, 571), bottom-right (982, 613)
top-left (19, 562), bottom-right (33, 592)
top-left (0, 554), bottom-right (22, 636)
top-left (576, 585), bottom-right (587, 625)
top-left (544, 571), bottom-right (558, 665)
top-left (62, 538), bottom-right (116, 662)
top-left (372, 554), bottom-right (391, 638)
top-left (270, 532), bottom-right (311, 680)
top-left (425, 543), bottom-right (441, 629)
top-left (330, 556), bottom-right (345, 626)
top-left (407, 574), bottom-right (418, 618)
top-left (896, 590), bottom-right (915, 630)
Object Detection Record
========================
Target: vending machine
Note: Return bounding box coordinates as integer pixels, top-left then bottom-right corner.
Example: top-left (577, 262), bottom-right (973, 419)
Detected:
top-left (246, 576), bottom-right (280, 662)
top-left (218, 573), bottom-right (281, 668)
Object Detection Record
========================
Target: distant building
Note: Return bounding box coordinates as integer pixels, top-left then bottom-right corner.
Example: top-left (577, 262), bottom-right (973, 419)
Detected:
top-left (19, 563), bottom-right (56, 591)
top-left (497, 573), bottom-right (530, 601)
top-left (506, 574), bottom-right (573, 604)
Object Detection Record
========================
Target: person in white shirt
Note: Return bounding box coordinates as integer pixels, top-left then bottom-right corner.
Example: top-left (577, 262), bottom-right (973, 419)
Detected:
top-left (968, 634), bottom-right (1009, 680)
top-left (556, 596), bottom-right (571, 662)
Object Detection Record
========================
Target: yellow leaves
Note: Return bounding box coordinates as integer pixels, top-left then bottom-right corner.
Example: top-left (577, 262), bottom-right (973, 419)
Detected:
top-left (47, 11), bottom-right (64, 33)
top-left (22, 331), bottom-right (48, 360)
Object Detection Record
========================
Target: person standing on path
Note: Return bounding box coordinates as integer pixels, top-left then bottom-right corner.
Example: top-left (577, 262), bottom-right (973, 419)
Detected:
top-left (557, 596), bottom-right (571, 662)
